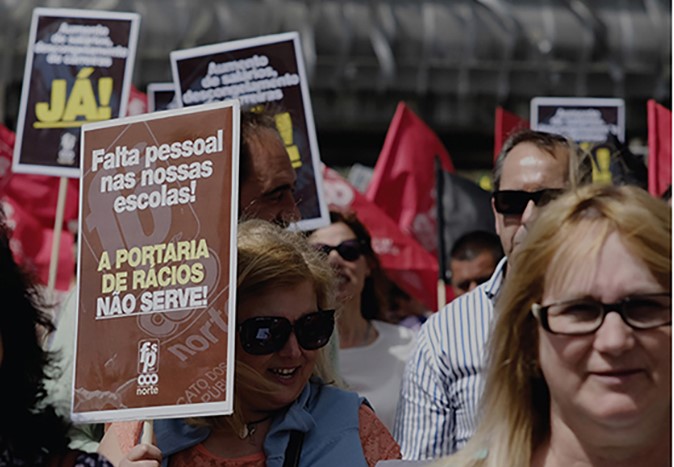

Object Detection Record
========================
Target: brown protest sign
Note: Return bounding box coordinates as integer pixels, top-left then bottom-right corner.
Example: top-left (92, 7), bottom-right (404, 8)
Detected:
top-left (13, 8), bottom-right (140, 178)
top-left (170, 32), bottom-right (329, 231)
top-left (73, 100), bottom-right (239, 423)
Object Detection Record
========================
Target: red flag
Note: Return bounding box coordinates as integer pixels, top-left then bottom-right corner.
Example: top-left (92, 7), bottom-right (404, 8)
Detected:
top-left (647, 100), bottom-right (672, 197)
top-left (366, 102), bottom-right (455, 258)
top-left (126, 84), bottom-right (148, 116)
top-left (494, 106), bottom-right (528, 162)
top-left (2, 196), bottom-right (75, 291)
top-left (0, 124), bottom-right (14, 194)
top-left (0, 123), bottom-right (79, 230)
top-left (324, 165), bottom-right (453, 311)
top-left (0, 124), bottom-right (76, 290)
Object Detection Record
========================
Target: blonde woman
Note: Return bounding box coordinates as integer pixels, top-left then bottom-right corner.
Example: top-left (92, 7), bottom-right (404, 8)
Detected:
top-left (99, 219), bottom-right (400, 466)
top-left (434, 184), bottom-right (671, 467)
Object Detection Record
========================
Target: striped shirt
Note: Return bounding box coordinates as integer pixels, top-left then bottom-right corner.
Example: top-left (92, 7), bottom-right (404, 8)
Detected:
top-left (393, 257), bottom-right (507, 460)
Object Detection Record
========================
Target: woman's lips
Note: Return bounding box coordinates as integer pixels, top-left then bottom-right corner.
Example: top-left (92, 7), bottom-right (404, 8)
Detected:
top-left (589, 369), bottom-right (645, 383)
top-left (268, 366), bottom-right (301, 385)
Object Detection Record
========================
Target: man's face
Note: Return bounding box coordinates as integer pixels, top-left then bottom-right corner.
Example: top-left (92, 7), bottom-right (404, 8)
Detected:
top-left (450, 251), bottom-right (498, 297)
top-left (493, 142), bottom-right (569, 256)
top-left (239, 128), bottom-right (300, 225)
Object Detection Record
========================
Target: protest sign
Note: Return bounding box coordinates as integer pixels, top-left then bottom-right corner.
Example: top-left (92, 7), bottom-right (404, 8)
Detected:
top-left (13, 8), bottom-right (140, 178)
top-left (530, 97), bottom-right (625, 143)
top-left (73, 100), bottom-right (239, 423)
top-left (147, 82), bottom-right (179, 113)
top-left (170, 32), bottom-right (329, 231)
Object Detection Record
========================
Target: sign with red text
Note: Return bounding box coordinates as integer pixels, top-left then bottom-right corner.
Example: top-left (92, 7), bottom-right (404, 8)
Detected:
top-left (13, 8), bottom-right (140, 178)
top-left (170, 32), bottom-right (329, 231)
top-left (72, 100), bottom-right (239, 423)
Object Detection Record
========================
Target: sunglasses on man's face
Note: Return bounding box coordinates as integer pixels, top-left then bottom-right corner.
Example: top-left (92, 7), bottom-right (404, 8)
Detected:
top-left (492, 188), bottom-right (565, 215)
top-left (237, 309), bottom-right (335, 355)
top-left (312, 239), bottom-right (363, 262)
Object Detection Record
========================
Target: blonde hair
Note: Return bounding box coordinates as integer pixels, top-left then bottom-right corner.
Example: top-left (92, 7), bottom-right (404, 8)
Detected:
top-left (193, 219), bottom-right (339, 433)
top-left (434, 184), bottom-right (671, 467)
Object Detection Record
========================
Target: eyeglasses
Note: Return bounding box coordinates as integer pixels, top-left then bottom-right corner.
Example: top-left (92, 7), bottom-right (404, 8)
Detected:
top-left (492, 189), bottom-right (565, 215)
top-left (237, 309), bottom-right (335, 355)
top-left (531, 293), bottom-right (671, 335)
top-left (312, 239), bottom-right (363, 262)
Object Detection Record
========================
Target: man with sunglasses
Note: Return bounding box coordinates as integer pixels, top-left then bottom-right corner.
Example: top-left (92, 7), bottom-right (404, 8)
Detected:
top-left (394, 129), bottom-right (591, 460)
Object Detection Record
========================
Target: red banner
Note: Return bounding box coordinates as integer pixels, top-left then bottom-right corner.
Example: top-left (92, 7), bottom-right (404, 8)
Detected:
top-left (366, 102), bottom-right (455, 259)
top-left (647, 100), bottom-right (672, 197)
top-left (0, 123), bottom-right (75, 290)
top-left (494, 106), bottom-right (528, 162)
top-left (324, 166), bottom-right (452, 312)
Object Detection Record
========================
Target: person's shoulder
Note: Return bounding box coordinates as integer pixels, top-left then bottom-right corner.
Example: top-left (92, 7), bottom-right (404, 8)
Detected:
top-left (426, 258), bottom-right (507, 325)
top-left (372, 320), bottom-right (416, 342)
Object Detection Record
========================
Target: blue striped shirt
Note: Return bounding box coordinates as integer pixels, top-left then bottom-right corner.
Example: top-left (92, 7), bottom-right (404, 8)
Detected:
top-left (393, 257), bottom-right (507, 460)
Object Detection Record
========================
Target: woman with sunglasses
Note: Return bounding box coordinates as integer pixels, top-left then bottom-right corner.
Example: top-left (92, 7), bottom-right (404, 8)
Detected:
top-left (307, 210), bottom-right (416, 431)
top-left (99, 219), bottom-right (401, 466)
top-left (431, 184), bottom-right (671, 467)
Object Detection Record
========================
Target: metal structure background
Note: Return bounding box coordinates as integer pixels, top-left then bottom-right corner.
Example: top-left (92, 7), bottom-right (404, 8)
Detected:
top-left (0, 0), bottom-right (670, 169)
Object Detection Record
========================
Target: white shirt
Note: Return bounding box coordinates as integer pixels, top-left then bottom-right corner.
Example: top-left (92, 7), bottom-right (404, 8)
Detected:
top-left (339, 320), bottom-right (417, 431)
top-left (393, 258), bottom-right (507, 459)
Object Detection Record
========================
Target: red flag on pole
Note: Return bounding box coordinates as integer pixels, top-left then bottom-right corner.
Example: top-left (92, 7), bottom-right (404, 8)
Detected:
top-left (494, 106), bottom-right (528, 162)
top-left (366, 102), bottom-right (455, 258)
top-left (323, 165), bottom-right (453, 311)
top-left (2, 196), bottom-right (75, 291)
top-left (0, 124), bottom-right (75, 290)
top-left (647, 100), bottom-right (672, 197)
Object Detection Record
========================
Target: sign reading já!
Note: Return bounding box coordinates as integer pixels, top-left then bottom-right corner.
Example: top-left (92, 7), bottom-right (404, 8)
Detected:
top-left (13, 8), bottom-right (140, 178)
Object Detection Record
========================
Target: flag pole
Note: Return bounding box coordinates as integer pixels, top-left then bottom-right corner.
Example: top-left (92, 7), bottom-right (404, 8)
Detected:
top-left (435, 156), bottom-right (447, 310)
top-left (47, 177), bottom-right (68, 292)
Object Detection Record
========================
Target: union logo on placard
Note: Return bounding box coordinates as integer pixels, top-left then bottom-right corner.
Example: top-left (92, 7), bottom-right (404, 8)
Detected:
top-left (136, 339), bottom-right (159, 396)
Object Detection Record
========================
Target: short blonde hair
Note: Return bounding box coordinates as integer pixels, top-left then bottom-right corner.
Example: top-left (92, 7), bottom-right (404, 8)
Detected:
top-left (435, 184), bottom-right (671, 467)
top-left (193, 219), bottom-right (339, 433)
top-left (236, 218), bottom-right (338, 382)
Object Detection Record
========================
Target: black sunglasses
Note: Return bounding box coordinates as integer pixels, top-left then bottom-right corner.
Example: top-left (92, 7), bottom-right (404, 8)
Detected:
top-left (237, 309), bottom-right (335, 355)
top-left (312, 239), bottom-right (363, 262)
top-left (492, 189), bottom-right (565, 215)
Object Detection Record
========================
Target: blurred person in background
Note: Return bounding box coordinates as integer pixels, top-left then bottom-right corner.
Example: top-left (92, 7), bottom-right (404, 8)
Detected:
top-left (386, 284), bottom-right (431, 331)
top-left (448, 230), bottom-right (503, 299)
top-left (308, 210), bottom-right (416, 431)
top-left (238, 108), bottom-right (301, 226)
top-left (432, 184), bottom-right (670, 467)
top-left (100, 219), bottom-right (400, 467)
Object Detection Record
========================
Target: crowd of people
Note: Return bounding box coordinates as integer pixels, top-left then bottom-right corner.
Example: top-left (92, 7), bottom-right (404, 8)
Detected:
top-left (0, 103), bottom-right (670, 467)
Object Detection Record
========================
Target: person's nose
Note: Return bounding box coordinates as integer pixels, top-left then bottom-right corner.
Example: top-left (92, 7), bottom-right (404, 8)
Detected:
top-left (278, 331), bottom-right (303, 358)
top-left (520, 199), bottom-right (538, 226)
top-left (276, 197), bottom-right (301, 227)
top-left (593, 312), bottom-right (635, 356)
